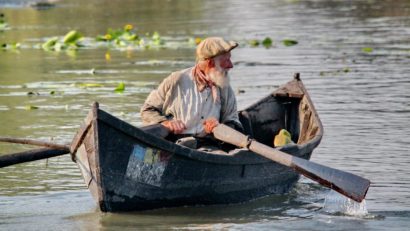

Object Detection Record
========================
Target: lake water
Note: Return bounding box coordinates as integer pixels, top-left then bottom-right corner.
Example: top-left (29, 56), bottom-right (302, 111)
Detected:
top-left (1, 0), bottom-right (409, 230)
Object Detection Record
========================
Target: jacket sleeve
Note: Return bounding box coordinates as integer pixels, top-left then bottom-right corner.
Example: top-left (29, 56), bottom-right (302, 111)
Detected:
top-left (140, 73), bottom-right (176, 125)
top-left (220, 86), bottom-right (244, 132)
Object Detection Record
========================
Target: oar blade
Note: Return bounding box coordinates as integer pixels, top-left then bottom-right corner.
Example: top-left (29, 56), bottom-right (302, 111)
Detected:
top-left (292, 157), bottom-right (370, 202)
top-left (212, 124), bottom-right (370, 202)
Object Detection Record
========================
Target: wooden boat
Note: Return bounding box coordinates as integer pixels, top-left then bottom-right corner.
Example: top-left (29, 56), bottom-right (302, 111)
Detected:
top-left (69, 73), bottom-right (323, 212)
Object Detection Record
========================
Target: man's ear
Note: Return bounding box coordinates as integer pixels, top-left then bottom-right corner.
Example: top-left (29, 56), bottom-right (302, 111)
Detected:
top-left (207, 58), bottom-right (215, 68)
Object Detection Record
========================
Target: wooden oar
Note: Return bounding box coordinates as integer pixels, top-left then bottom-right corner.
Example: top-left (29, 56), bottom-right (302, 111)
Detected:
top-left (0, 137), bottom-right (69, 150)
top-left (0, 147), bottom-right (70, 168)
top-left (0, 137), bottom-right (71, 168)
top-left (212, 124), bottom-right (370, 203)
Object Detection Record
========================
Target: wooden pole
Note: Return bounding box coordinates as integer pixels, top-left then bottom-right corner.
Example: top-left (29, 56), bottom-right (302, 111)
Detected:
top-left (0, 137), bottom-right (68, 150)
top-left (0, 148), bottom-right (70, 168)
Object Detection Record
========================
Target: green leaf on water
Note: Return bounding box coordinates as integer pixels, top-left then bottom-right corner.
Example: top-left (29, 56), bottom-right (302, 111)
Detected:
top-left (152, 31), bottom-right (160, 41)
top-left (248, 39), bottom-right (260, 47)
top-left (76, 83), bottom-right (104, 88)
top-left (151, 31), bottom-right (164, 46)
top-left (362, 47), bottom-right (373, 53)
top-left (27, 91), bottom-right (40, 96)
top-left (25, 105), bottom-right (39, 110)
top-left (262, 37), bottom-right (273, 48)
top-left (63, 30), bottom-right (82, 44)
top-left (114, 82), bottom-right (125, 93)
top-left (282, 39), bottom-right (298, 46)
top-left (2, 42), bottom-right (20, 50)
top-left (0, 14), bottom-right (9, 31)
top-left (42, 37), bottom-right (59, 50)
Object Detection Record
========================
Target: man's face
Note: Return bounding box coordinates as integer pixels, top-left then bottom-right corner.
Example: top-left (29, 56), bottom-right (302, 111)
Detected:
top-left (208, 52), bottom-right (233, 88)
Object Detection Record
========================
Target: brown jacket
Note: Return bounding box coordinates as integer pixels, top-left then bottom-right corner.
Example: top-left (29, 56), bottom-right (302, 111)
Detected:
top-left (141, 67), bottom-right (243, 136)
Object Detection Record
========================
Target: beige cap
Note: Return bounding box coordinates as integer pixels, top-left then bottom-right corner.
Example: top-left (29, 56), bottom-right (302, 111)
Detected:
top-left (196, 37), bottom-right (238, 61)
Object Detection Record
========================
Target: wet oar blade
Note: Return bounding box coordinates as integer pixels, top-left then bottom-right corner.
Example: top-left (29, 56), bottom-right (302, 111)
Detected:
top-left (212, 124), bottom-right (371, 203)
top-left (292, 157), bottom-right (370, 202)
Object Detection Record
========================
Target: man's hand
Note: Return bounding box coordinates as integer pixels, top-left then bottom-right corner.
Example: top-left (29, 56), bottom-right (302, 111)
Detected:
top-left (161, 120), bottom-right (186, 134)
top-left (203, 117), bottom-right (219, 134)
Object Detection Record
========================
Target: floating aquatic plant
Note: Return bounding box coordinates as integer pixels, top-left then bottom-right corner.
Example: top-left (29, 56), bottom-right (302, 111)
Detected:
top-left (247, 37), bottom-right (274, 48)
top-left (49, 91), bottom-right (63, 95)
top-left (27, 91), bottom-right (40, 96)
top-left (105, 52), bottom-right (111, 61)
top-left (95, 25), bottom-right (168, 50)
top-left (76, 83), bottom-right (104, 88)
top-left (187, 37), bottom-right (202, 46)
top-left (194, 37), bottom-right (202, 45)
top-left (248, 39), bottom-right (260, 47)
top-left (2, 43), bottom-right (20, 50)
top-left (282, 39), bottom-right (298, 46)
top-left (151, 31), bottom-right (164, 46)
top-left (114, 82), bottom-right (125, 93)
top-left (262, 37), bottom-right (273, 48)
top-left (42, 30), bottom-right (83, 51)
top-left (25, 105), bottom-right (39, 110)
top-left (63, 30), bottom-right (83, 44)
top-left (362, 47), bottom-right (373, 53)
top-left (246, 37), bottom-right (299, 48)
top-left (0, 13), bottom-right (10, 31)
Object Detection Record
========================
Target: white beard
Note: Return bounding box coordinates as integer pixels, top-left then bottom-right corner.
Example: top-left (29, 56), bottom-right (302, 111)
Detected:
top-left (208, 65), bottom-right (230, 88)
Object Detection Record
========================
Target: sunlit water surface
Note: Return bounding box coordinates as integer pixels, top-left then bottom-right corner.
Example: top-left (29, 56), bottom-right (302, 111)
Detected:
top-left (0, 0), bottom-right (409, 230)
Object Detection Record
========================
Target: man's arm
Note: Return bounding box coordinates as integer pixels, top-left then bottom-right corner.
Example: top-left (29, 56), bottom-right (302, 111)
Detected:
top-left (140, 73), bottom-right (175, 125)
top-left (140, 95), bottom-right (168, 125)
top-left (141, 72), bottom-right (187, 134)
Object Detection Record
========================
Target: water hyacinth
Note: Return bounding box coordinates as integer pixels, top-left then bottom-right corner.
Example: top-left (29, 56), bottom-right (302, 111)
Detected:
top-left (95, 24), bottom-right (170, 50)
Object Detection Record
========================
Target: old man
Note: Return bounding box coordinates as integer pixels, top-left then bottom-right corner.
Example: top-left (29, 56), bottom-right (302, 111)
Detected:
top-left (141, 37), bottom-right (243, 149)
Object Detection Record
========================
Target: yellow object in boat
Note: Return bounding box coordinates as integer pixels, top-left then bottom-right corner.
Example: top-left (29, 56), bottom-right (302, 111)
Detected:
top-left (274, 129), bottom-right (293, 147)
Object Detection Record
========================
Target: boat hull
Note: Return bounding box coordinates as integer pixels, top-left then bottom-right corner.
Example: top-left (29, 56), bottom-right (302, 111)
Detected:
top-left (71, 75), bottom-right (323, 212)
